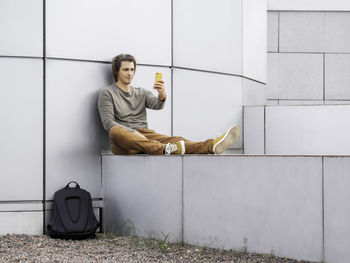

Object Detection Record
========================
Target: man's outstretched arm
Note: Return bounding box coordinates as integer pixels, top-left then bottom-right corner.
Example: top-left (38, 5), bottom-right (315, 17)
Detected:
top-left (145, 80), bottom-right (166, 109)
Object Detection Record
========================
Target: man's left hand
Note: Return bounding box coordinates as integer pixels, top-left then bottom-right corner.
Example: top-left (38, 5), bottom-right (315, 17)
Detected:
top-left (153, 80), bottom-right (166, 101)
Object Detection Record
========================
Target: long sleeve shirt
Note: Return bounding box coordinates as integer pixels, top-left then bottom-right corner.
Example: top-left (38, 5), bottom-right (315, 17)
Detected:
top-left (98, 84), bottom-right (165, 133)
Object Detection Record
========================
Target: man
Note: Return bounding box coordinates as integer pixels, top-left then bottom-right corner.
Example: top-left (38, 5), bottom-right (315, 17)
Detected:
top-left (98, 54), bottom-right (240, 155)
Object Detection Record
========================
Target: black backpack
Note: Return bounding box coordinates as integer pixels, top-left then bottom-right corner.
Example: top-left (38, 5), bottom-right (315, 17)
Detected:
top-left (47, 181), bottom-right (99, 239)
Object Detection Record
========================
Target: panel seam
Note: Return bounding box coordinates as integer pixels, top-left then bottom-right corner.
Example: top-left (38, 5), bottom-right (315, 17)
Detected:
top-left (42, 0), bottom-right (47, 235)
top-left (181, 156), bottom-right (184, 246)
top-left (322, 156), bottom-right (325, 261)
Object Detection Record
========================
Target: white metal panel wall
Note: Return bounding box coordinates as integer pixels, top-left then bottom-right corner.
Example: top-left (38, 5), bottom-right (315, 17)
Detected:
top-left (0, 58), bottom-right (43, 201)
top-left (46, 0), bottom-right (171, 65)
top-left (173, 69), bottom-right (242, 147)
top-left (173, 0), bottom-right (243, 75)
top-left (46, 59), bottom-right (111, 200)
top-left (0, 0), bottom-right (43, 57)
top-left (243, 0), bottom-right (267, 83)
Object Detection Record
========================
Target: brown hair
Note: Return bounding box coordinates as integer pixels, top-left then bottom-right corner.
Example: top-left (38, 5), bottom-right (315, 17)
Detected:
top-left (111, 54), bottom-right (136, 82)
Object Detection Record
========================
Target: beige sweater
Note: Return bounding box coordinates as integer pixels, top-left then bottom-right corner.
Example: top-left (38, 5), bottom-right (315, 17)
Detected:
top-left (98, 84), bottom-right (165, 133)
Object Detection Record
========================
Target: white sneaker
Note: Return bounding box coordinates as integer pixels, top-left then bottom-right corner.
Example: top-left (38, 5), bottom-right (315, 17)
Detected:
top-left (212, 125), bottom-right (241, 154)
top-left (164, 140), bottom-right (185, 155)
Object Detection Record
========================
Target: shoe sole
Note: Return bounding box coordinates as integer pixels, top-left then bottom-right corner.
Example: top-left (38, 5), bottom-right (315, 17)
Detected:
top-left (213, 125), bottom-right (241, 154)
top-left (179, 140), bottom-right (185, 154)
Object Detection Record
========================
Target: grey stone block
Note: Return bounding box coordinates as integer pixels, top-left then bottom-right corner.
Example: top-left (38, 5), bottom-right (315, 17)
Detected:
top-left (0, 212), bottom-right (43, 235)
top-left (279, 12), bottom-right (325, 52)
top-left (325, 12), bottom-right (350, 53)
top-left (268, 12), bottom-right (279, 52)
top-left (267, 53), bottom-right (279, 99)
top-left (268, 1), bottom-right (350, 11)
top-left (102, 156), bottom-right (183, 242)
top-left (278, 100), bottom-right (324, 106)
top-left (183, 156), bottom-right (323, 262)
top-left (243, 106), bottom-right (265, 154)
top-left (278, 53), bottom-right (323, 100)
top-left (324, 157), bottom-right (350, 263)
top-left (266, 105), bottom-right (350, 154)
top-left (325, 100), bottom-right (350, 105)
top-left (325, 54), bottom-right (350, 100)
top-left (266, 99), bottom-right (278, 106)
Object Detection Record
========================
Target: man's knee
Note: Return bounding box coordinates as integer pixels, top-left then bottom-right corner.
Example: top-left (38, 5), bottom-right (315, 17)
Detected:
top-left (173, 136), bottom-right (185, 141)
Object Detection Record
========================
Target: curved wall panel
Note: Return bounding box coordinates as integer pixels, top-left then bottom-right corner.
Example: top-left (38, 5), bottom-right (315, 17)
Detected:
top-left (173, 0), bottom-right (243, 75)
top-left (46, 0), bottom-right (171, 65)
top-left (0, 0), bottom-right (43, 57)
top-left (0, 58), bottom-right (43, 201)
top-left (173, 69), bottom-right (242, 148)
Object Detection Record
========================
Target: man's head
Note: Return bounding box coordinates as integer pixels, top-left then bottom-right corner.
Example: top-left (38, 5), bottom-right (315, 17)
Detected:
top-left (112, 54), bottom-right (136, 83)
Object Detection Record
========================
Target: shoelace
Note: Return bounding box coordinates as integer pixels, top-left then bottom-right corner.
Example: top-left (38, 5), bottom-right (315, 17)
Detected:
top-left (164, 143), bottom-right (177, 155)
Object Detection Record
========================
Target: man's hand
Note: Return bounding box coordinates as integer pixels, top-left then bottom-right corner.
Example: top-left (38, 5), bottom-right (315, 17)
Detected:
top-left (153, 80), bottom-right (166, 101)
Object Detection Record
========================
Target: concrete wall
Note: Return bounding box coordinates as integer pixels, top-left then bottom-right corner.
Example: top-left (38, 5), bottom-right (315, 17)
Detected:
top-left (268, 0), bottom-right (350, 11)
top-left (259, 10), bottom-right (350, 156)
top-left (102, 155), bottom-right (350, 263)
top-left (267, 11), bottom-right (350, 105)
top-left (244, 105), bottom-right (350, 155)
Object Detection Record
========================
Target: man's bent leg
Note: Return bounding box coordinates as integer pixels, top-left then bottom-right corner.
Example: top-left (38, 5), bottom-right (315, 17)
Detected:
top-left (109, 126), bottom-right (165, 155)
top-left (137, 128), bottom-right (214, 154)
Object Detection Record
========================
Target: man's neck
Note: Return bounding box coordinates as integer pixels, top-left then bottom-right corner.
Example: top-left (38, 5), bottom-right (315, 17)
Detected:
top-left (115, 81), bottom-right (131, 93)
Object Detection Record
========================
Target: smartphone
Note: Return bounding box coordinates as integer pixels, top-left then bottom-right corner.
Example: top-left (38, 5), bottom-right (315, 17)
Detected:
top-left (155, 72), bottom-right (162, 83)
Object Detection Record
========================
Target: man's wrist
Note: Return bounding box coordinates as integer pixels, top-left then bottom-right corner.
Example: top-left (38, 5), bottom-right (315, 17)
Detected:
top-left (158, 94), bottom-right (166, 102)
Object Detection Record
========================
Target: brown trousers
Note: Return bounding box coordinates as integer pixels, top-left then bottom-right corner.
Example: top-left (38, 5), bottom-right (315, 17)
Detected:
top-left (109, 126), bottom-right (214, 155)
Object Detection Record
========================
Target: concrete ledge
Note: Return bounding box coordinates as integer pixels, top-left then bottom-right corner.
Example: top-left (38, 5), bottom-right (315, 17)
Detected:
top-left (183, 156), bottom-right (322, 262)
top-left (324, 157), bottom-right (350, 263)
top-left (0, 211), bottom-right (43, 235)
top-left (102, 155), bottom-right (350, 262)
top-left (102, 156), bottom-right (182, 242)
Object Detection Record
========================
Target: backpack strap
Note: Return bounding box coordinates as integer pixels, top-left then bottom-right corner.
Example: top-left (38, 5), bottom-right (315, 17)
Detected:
top-left (65, 181), bottom-right (80, 189)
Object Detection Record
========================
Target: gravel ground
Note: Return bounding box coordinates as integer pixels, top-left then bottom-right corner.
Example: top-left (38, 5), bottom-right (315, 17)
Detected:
top-left (0, 234), bottom-right (318, 263)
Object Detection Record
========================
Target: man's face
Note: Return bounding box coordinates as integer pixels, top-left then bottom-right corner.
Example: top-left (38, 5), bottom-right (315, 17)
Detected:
top-left (117, 61), bottom-right (135, 84)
